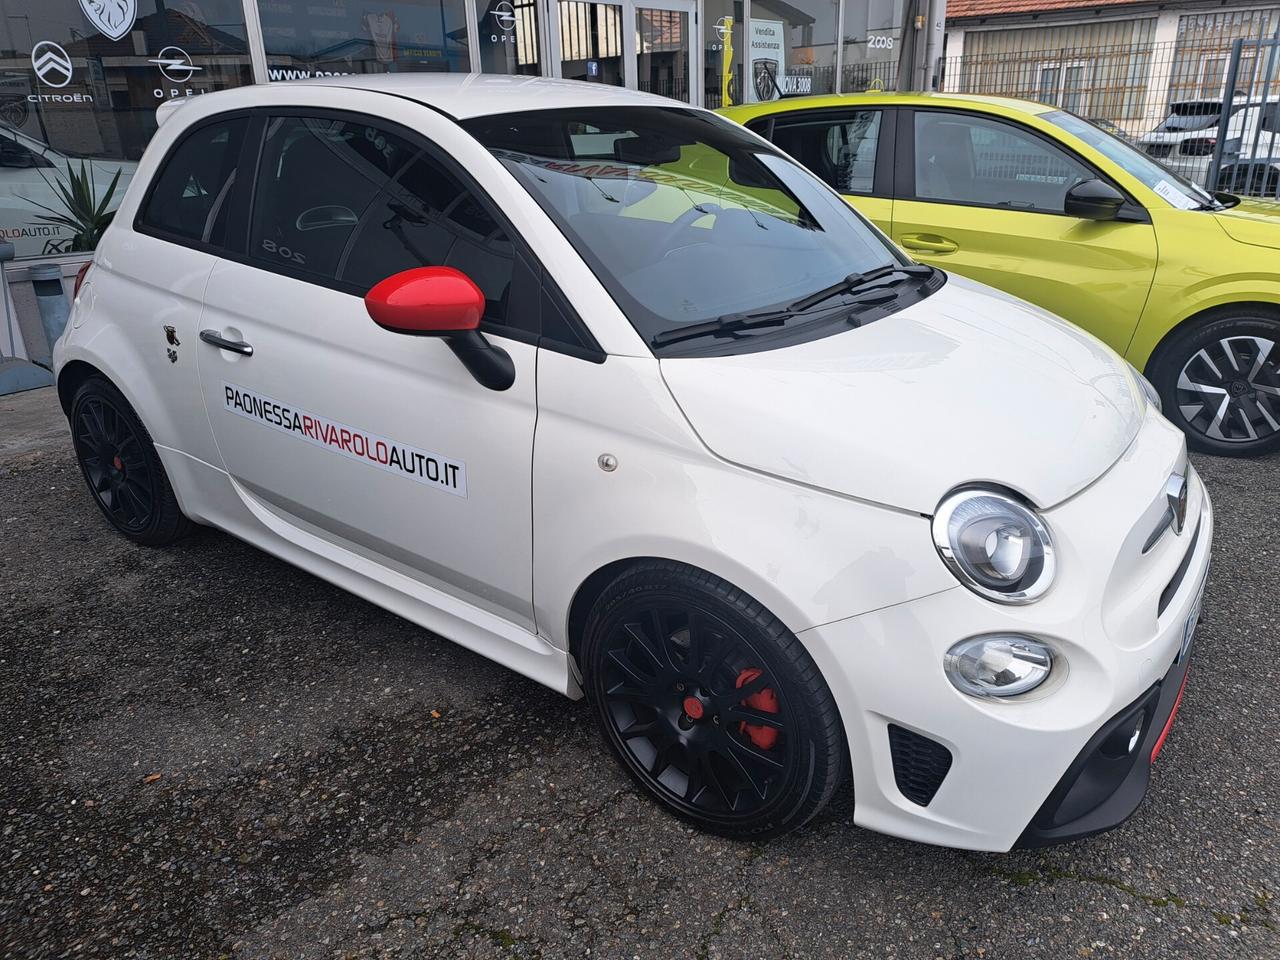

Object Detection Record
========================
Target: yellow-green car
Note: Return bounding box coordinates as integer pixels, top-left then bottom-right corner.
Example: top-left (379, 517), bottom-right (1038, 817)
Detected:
top-left (721, 93), bottom-right (1280, 457)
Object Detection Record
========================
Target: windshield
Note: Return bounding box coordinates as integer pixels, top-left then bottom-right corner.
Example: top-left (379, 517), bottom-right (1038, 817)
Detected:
top-left (1157, 101), bottom-right (1228, 132)
top-left (1043, 110), bottom-right (1216, 209)
top-left (461, 107), bottom-right (904, 348)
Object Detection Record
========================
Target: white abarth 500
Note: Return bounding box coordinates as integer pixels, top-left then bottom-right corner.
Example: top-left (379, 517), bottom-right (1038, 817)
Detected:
top-left (53, 75), bottom-right (1212, 851)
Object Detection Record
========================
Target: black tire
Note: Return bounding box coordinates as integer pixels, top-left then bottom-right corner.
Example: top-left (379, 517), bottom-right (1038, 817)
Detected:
top-left (581, 561), bottom-right (845, 839)
top-left (69, 376), bottom-right (194, 545)
top-left (1147, 308), bottom-right (1280, 458)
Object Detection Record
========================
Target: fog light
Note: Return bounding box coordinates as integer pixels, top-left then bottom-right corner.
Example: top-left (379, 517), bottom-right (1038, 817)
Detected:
top-left (1101, 710), bottom-right (1147, 758)
top-left (944, 635), bottom-right (1055, 699)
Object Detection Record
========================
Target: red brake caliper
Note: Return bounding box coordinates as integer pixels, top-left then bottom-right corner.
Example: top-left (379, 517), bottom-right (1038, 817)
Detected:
top-left (735, 668), bottom-right (779, 750)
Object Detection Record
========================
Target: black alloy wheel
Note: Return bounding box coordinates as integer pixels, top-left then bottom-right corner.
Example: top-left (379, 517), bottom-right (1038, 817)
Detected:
top-left (582, 561), bottom-right (845, 839)
top-left (70, 376), bottom-right (193, 545)
top-left (1150, 310), bottom-right (1280, 457)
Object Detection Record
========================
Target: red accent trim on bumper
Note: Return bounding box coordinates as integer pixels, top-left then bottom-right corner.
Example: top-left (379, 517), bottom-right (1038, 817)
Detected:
top-left (1150, 668), bottom-right (1189, 763)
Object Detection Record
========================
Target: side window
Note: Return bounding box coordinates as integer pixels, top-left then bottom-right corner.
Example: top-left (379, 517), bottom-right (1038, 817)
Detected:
top-left (771, 111), bottom-right (882, 195)
top-left (0, 132), bottom-right (51, 169)
top-left (339, 152), bottom-right (520, 329)
top-left (249, 116), bottom-right (414, 279)
top-left (913, 111), bottom-right (1090, 213)
top-left (1263, 104), bottom-right (1280, 134)
top-left (140, 117), bottom-right (247, 245)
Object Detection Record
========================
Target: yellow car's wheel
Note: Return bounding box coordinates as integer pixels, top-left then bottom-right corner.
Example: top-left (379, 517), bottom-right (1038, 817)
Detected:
top-left (1149, 309), bottom-right (1280, 457)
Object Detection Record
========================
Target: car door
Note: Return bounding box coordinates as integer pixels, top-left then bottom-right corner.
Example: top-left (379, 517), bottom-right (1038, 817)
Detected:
top-left (754, 107), bottom-right (894, 234)
top-left (196, 108), bottom-right (541, 631)
top-left (891, 108), bottom-right (1158, 353)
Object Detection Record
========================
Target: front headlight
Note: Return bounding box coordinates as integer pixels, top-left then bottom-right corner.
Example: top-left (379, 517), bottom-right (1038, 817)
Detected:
top-left (1128, 362), bottom-right (1161, 413)
top-left (944, 635), bottom-right (1055, 698)
top-left (932, 489), bottom-right (1056, 604)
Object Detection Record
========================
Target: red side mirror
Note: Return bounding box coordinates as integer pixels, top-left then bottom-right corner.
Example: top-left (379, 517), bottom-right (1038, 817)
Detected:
top-left (364, 267), bottom-right (485, 336)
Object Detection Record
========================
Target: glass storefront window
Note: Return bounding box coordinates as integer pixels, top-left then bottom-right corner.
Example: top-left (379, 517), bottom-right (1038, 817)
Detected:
top-left (841, 0), bottom-right (900, 93)
top-left (748, 0), bottom-right (839, 100)
top-left (0, 0), bottom-right (897, 261)
top-left (703, 0), bottom-right (742, 108)
top-left (475, 0), bottom-right (540, 75)
top-left (636, 6), bottom-right (690, 101)
top-left (558, 0), bottom-right (624, 85)
top-left (259, 0), bottom-right (470, 81)
top-left (0, 0), bottom-right (252, 257)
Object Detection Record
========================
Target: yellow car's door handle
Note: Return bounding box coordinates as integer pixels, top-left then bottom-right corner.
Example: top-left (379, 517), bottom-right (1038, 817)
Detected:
top-left (900, 234), bottom-right (959, 255)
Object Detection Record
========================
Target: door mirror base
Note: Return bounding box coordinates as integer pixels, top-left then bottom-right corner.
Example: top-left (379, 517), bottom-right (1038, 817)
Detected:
top-left (446, 329), bottom-right (516, 391)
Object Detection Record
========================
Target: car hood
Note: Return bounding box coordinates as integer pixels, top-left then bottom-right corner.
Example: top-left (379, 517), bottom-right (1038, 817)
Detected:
top-left (1213, 197), bottom-right (1280, 251)
top-left (659, 275), bottom-right (1144, 515)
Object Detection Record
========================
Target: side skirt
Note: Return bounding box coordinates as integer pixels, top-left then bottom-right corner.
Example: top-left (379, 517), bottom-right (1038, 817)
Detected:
top-left (156, 445), bottom-right (581, 699)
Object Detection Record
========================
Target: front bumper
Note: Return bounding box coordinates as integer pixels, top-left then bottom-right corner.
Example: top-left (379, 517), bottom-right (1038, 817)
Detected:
top-left (797, 415), bottom-right (1212, 852)
top-left (1015, 637), bottom-right (1192, 847)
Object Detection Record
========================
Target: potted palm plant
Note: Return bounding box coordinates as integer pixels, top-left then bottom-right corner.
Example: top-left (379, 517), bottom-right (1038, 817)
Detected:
top-left (23, 159), bottom-right (123, 252)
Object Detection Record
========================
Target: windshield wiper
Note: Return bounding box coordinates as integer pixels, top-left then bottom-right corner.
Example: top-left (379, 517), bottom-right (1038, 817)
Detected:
top-left (789, 263), bottom-right (935, 312)
top-left (650, 264), bottom-right (936, 349)
top-left (650, 309), bottom-right (794, 348)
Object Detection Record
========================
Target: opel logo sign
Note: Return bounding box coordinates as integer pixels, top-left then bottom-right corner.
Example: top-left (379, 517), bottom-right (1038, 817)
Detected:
top-left (31, 41), bottom-right (73, 88)
top-left (491, 1), bottom-right (517, 32)
top-left (148, 46), bottom-right (202, 84)
top-left (1165, 472), bottom-right (1189, 535)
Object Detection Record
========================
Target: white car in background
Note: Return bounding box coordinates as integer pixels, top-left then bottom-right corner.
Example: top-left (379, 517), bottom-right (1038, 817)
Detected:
top-left (54, 75), bottom-right (1212, 851)
top-left (0, 123), bottom-right (136, 257)
top-left (1138, 97), bottom-right (1280, 193)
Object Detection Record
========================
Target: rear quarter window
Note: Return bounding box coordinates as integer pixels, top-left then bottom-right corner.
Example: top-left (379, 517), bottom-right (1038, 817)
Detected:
top-left (138, 117), bottom-right (247, 247)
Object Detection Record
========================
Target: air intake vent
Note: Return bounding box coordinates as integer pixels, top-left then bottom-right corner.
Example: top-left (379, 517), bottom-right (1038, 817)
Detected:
top-left (888, 724), bottom-right (953, 807)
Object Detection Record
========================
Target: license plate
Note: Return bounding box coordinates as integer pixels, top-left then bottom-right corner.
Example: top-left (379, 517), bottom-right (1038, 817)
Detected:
top-left (1177, 573), bottom-right (1207, 664)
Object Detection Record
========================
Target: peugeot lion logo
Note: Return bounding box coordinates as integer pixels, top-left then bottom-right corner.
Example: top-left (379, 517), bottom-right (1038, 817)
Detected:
top-left (31, 41), bottom-right (73, 88)
top-left (491, 1), bottom-right (517, 32)
top-left (148, 46), bottom-right (202, 84)
top-left (79, 0), bottom-right (138, 42)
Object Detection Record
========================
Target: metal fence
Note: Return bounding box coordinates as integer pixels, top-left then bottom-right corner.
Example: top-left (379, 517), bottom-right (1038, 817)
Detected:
top-left (933, 23), bottom-right (1280, 198)
top-left (1210, 35), bottom-right (1280, 199)
top-left (942, 36), bottom-right (1279, 137)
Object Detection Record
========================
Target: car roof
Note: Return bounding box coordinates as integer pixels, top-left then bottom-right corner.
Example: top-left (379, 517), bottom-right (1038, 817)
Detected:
top-left (286, 73), bottom-right (683, 119)
top-left (720, 91), bottom-right (1055, 119)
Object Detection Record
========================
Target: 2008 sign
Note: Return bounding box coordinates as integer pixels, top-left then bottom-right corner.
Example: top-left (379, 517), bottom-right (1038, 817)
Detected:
top-left (261, 238), bottom-right (306, 265)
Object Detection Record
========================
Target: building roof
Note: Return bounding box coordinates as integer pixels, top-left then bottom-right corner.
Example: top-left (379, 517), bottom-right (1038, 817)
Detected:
top-left (947, 0), bottom-right (1137, 20)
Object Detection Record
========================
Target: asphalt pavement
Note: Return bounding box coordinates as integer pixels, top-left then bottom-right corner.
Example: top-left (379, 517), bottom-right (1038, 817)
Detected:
top-left (2, 385), bottom-right (1278, 959)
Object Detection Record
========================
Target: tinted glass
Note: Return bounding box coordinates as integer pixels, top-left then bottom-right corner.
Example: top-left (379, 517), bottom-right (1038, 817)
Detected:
top-left (914, 111), bottom-right (1090, 212)
top-left (463, 106), bottom-right (896, 347)
top-left (249, 116), bottom-right (414, 279)
top-left (340, 153), bottom-right (517, 324)
top-left (258, 0), bottom-right (470, 80)
top-left (140, 117), bottom-right (247, 246)
top-left (1263, 104), bottom-right (1280, 133)
top-left (1157, 102), bottom-right (1225, 132)
top-left (771, 110), bottom-right (881, 194)
top-left (0, 0), bottom-right (253, 259)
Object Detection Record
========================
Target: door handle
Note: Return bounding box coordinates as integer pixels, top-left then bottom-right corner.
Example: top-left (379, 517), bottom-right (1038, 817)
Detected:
top-left (199, 329), bottom-right (254, 356)
top-left (900, 234), bottom-right (959, 255)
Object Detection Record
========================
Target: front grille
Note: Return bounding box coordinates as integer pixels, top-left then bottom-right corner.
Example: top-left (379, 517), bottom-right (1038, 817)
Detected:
top-left (1158, 517), bottom-right (1202, 617)
top-left (887, 724), bottom-right (953, 807)
top-left (1144, 143), bottom-right (1174, 158)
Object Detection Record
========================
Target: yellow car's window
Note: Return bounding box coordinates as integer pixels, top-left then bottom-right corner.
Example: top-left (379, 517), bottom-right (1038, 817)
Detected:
top-left (914, 110), bottom-right (1090, 212)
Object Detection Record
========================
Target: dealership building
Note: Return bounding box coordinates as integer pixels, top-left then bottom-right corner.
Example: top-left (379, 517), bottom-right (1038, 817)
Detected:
top-left (0, 0), bottom-right (907, 262)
